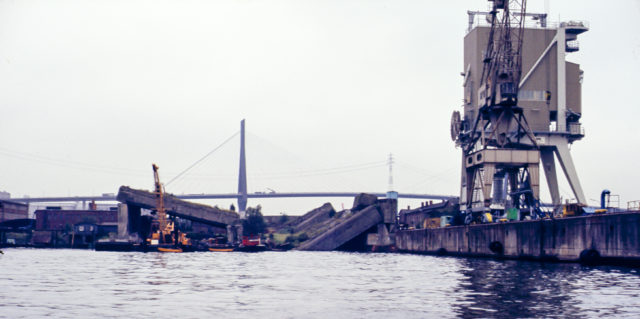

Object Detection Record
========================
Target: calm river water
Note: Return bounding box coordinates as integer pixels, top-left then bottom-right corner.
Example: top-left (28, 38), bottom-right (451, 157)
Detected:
top-left (1, 248), bottom-right (640, 318)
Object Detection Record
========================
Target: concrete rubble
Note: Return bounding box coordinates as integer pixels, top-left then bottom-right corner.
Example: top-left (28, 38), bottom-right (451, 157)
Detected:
top-left (288, 193), bottom-right (397, 251)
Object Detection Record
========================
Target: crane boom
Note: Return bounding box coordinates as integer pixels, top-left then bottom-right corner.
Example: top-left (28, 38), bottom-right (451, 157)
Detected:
top-left (464, 0), bottom-right (536, 152)
top-left (481, 0), bottom-right (527, 108)
top-left (149, 163), bottom-right (186, 249)
top-left (152, 164), bottom-right (168, 233)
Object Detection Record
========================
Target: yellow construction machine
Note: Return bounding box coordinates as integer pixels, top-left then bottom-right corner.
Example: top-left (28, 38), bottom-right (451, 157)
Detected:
top-left (147, 164), bottom-right (190, 252)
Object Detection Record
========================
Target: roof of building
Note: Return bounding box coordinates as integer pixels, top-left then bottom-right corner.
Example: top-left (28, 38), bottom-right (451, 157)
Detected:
top-left (400, 199), bottom-right (457, 216)
top-left (0, 199), bottom-right (28, 207)
top-left (34, 209), bottom-right (116, 214)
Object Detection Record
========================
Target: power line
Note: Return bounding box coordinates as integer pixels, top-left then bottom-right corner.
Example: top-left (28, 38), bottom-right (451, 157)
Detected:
top-left (249, 160), bottom-right (387, 178)
top-left (395, 159), bottom-right (458, 192)
top-left (0, 147), bottom-right (149, 176)
top-left (244, 131), bottom-right (378, 191)
top-left (250, 162), bottom-right (387, 180)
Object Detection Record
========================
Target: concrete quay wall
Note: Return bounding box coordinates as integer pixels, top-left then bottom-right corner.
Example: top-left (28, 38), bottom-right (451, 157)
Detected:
top-left (395, 212), bottom-right (640, 264)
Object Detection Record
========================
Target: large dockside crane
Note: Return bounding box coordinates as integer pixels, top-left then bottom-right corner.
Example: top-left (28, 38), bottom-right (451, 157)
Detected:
top-left (452, 0), bottom-right (544, 223)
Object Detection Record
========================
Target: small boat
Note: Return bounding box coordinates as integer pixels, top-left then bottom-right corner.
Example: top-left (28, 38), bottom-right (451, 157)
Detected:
top-left (232, 235), bottom-right (268, 252)
top-left (209, 247), bottom-right (234, 252)
top-left (235, 235), bottom-right (268, 252)
top-left (157, 247), bottom-right (183, 253)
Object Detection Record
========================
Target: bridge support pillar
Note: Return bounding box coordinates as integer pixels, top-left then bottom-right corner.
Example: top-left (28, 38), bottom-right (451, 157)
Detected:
top-left (117, 203), bottom-right (128, 237)
top-left (226, 224), bottom-right (243, 245)
top-left (237, 119), bottom-right (248, 217)
top-left (117, 203), bottom-right (141, 239)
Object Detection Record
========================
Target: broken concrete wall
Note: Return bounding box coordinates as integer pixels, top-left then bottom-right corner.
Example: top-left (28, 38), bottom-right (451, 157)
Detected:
top-left (377, 198), bottom-right (397, 224)
top-left (296, 205), bottom-right (383, 251)
top-left (293, 203), bottom-right (335, 233)
top-left (353, 193), bottom-right (378, 211)
top-left (367, 223), bottom-right (394, 247)
top-left (269, 194), bottom-right (397, 251)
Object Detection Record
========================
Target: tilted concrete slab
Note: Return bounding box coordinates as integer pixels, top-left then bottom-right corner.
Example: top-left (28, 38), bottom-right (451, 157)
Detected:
top-left (293, 203), bottom-right (336, 234)
top-left (116, 186), bottom-right (239, 227)
top-left (296, 205), bottom-right (383, 251)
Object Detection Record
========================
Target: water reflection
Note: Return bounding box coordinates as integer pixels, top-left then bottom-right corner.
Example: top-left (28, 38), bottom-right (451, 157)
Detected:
top-left (1, 249), bottom-right (640, 318)
top-left (451, 259), bottom-right (640, 318)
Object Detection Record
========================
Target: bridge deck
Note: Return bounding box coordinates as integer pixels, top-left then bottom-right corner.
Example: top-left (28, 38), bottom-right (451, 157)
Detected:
top-left (14, 192), bottom-right (457, 203)
top-left (116, 186), bottom-right (239, 227)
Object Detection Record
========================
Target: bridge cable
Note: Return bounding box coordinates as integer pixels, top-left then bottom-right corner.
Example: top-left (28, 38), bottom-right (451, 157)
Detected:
top-left (165, 131), bottom-right (239, 187)
top-left (245, 131), bottom-right (379, 191)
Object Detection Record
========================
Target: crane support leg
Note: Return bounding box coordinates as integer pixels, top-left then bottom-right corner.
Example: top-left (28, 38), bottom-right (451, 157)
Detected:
top-left (541, 147), bottom-right (560, 207)
top-left (554, 142), bottom-right (587, 205)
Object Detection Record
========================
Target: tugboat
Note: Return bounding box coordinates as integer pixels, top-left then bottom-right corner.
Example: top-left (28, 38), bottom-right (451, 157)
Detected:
top-left (234, 234), bottom-right (268, 252)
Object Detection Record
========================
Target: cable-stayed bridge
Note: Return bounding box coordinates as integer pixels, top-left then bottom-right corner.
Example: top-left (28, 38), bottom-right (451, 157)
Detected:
top-left (13, 120), bottom-right (457, 209)
top-left (16, 191), bottom-right (455, 204)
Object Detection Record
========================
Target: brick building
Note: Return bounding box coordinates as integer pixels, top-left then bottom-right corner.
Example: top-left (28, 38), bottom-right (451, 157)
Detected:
top-left (0, 199), bottom-right (29, 223)
top-left (34, 210), bottom-right (117, 231)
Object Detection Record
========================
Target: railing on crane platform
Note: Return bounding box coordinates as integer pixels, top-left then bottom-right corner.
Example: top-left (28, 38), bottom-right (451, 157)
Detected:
top-left (466, 10), bottom-right (551, 33)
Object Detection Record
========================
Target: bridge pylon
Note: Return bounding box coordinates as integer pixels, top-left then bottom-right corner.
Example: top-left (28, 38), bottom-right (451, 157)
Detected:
top-left (237, 119), bottom-right (248, 217)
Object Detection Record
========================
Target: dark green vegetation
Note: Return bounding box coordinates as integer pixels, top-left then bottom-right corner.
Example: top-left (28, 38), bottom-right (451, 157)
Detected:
top-left (242, 205), bottom-right (266, 236)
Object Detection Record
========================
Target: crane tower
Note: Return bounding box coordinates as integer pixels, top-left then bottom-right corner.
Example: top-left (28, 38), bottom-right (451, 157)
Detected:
top-left (451, 0), bottom-right (589, 222)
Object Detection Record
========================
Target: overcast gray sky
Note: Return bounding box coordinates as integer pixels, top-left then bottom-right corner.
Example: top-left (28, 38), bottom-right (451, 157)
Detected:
top-left (1, 0), bottom-right (639, 214)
